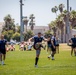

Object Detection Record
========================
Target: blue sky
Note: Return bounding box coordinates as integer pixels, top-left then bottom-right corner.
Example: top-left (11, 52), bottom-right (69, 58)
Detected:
top-left (0, 0), bottom-right (76, 26)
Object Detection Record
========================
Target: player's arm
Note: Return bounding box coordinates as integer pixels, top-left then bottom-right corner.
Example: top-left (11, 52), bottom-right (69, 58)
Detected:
top-left (43, 37), bottom-right (47, 42)
top-left (28, 37), bottom-right (33, 42)
top-left (47, 37), bottom-right (50, 41)
top-left (6, 40), bottom-right (8, 47)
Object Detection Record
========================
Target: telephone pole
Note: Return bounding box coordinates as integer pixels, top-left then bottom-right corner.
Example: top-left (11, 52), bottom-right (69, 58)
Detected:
top-left (66, 0), bottom-right (70, 43)
top-left (20, 0), bottom-right (24, 42)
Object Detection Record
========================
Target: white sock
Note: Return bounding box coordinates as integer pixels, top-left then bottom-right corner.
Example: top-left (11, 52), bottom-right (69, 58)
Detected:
top-left (52, 57), bottom-right (54, 60)
top-left (49, 55), bottom-right (51, 57)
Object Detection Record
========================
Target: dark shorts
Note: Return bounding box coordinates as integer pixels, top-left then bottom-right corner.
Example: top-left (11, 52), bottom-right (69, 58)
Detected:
top-left (48, 44), bottom-right (51, 48)
top-left (71, 44), bottom-right (76, 48)
top-left (56, 44), bottom-right (59, 47)
top-left (51, 46), bottom-right (56, 52)
top-left (0, 49), bottom-right (6, 54)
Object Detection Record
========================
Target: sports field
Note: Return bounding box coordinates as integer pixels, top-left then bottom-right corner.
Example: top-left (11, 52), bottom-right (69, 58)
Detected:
top-left (0, 44), bottom-right (76, 75)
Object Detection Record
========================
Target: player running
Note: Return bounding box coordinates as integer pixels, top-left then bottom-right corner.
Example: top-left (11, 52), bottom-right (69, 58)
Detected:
top-left (48, 34), bottom-right (56, 60)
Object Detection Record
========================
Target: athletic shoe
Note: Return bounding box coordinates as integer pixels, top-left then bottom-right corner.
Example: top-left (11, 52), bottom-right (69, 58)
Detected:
top-left (1, 61), bottom-right (4, 65)
top-left (34, 65), bottom-right (38, 68)
top-left (52, 57), bottom-right (55, 60)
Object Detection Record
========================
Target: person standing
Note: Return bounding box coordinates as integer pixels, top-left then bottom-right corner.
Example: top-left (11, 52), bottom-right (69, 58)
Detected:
top-left (0, 35), bottom-right (8, 65)
top-left (29, 32), bottom-right (47, 67)
top-left (48, 34), bottom-right (56, 60)
top-left (55, 36), bottom-right (60, 53)
top-left (47, 35), bottom-right (52, 54)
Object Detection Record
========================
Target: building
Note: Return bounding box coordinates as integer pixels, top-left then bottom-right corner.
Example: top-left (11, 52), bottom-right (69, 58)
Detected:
top-left (24, 26), bottom-right (49, 35)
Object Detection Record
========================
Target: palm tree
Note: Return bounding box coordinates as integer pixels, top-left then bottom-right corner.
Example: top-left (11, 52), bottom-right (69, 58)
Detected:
top-left (51, 6), bottom-right (58, 18)
top-left (24, 30), bottom-right (34, 41)
top-left (56, 16), bottom-right (64, 43)
top-left (70, 10), bottom-right (76, 28)
top-left (4, 14), bottom-right (11, 30)
top-left (29, 14), bottom-right (35, 30)
top-left (59, 4), bottom-right (65, 14)
top-left (3, 14), bottom-right (15, 31)
top-left (57, 4), bottom-right (65, 42)
top-left (23, 17), bottom-right (29, 32)
top-left (49, 21), bottom-right (57, 34)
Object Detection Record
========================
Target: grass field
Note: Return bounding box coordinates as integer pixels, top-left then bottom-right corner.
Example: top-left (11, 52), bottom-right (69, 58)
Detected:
top-left (0, 44), bottom-right (76, 75)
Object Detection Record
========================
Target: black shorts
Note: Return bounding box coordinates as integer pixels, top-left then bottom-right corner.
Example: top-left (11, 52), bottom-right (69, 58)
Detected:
top-left (0, 49), bottom-right (6, 54)
top-left (56, 44), bottom-right (59, 47)
top-left (51, 46), bottom-right (56, 52)
top-left (72, 44), bottom-right (76, 48)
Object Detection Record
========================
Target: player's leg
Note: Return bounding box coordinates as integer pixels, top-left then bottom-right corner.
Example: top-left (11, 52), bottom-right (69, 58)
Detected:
top-left (55, 44), bottom-right (57, 53)
top-left (56, 44), bottom-right (59, 53)
top-left (47, 46), bottom-right (49, 53)
top-left (71, 47), bottom-right (73, 56)
top-left (40, 44), bottom-right (45, 50)
top-left (74, 47), bottom-right (76, 56)
top-left (2, 50), bottom-right (6, 65)
top-left (35, 50), bottom-right (41, 67)
top-left (3, 54), bottom-right (6, 61)
top-left (51, 51), bottom-right (56, 60)
top-left (57, 44), bottom-right (59, 53)
top-left (48, 47), bottom-right (52, 59)
top-left (51, 46), bottom-right (56, 60)
top-left (0, 53), bottom-right (2, 64)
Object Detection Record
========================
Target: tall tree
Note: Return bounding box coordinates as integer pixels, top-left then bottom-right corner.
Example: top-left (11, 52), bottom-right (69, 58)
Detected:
top-left (70, 10), bottom-right (76, 28)
top-left (3, 14), bottom-right (15, 31)
top-left (24, 30), bottom-right (34, 41)
top-left (29, 14), bottom-right (35, 30)
top-left (49, 21), bottom-right (57, 34)
top-left (23, 17), bottom-right (29, 32)
top-left (59, 4), bottom-right (65, 14)
top-left (51, 6), bottom-right (58, 17)
top-left (2, 14), bottom-right (17, 41)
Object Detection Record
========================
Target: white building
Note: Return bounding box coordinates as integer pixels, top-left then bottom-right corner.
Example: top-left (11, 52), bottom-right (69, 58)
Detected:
top-left (25, 26), bottom-right (49, 35)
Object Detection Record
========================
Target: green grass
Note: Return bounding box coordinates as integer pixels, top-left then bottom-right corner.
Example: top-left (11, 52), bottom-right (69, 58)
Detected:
top-left (0, 45), bottom-right (76, 75)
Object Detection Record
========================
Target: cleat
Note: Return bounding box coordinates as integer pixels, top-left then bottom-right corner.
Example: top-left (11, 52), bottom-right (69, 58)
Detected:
top-left (52, 57), bottom-right (55, 60)
top-left (1, 61), bottom-right (4, 65)
top-left (34, 65), bottom-right (38, 68)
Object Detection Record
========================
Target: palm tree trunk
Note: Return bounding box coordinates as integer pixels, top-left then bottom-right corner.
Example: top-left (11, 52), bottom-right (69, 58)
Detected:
top-left (61, 28), bottom-right (64, 43)
top-left (26, 25), bottom-right (27, 32)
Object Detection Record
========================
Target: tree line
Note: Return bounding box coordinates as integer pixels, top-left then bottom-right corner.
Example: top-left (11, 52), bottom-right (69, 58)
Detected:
top-left (2, 14), bottom-right (34, 42)
top-left (47, 4), bottom-right (76, 43)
